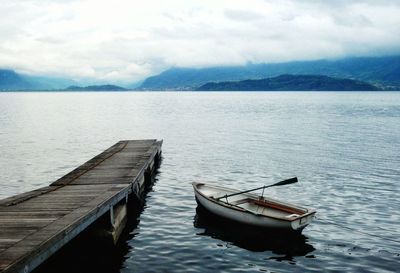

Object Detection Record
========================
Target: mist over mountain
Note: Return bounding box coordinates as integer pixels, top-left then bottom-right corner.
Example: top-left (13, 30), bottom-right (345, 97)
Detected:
top-left (0, 69), bottom-right (125, 91)
top-left (25, 75), bottom-right (78, 90)
top-left (138, 56), bottom-right (400, 90)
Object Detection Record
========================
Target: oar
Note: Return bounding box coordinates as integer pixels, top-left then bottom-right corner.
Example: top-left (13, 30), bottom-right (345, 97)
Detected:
top-left (216, 177), bottom-right (298, 201)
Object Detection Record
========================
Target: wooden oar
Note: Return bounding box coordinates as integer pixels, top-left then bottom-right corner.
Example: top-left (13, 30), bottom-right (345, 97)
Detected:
top-left (216, 177), bottom-right (298, 201)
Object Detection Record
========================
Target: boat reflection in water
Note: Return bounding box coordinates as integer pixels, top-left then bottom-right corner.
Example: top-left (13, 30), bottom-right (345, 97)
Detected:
top-left (194, 205), bottom-right (315, 259)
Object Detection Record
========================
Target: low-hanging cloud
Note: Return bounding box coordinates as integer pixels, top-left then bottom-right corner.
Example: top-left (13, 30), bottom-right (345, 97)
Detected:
top-left (0, 0), bottom-right (399, 84)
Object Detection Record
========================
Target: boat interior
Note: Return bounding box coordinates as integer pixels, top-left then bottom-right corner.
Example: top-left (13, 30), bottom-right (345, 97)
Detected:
top-left (226, 197), bottom-right (306, 219)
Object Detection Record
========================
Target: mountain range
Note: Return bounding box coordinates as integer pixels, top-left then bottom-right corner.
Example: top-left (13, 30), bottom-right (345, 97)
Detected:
top-left (1, 55), bottom-right (400, 91)
top-left (139, 56), bottom-right (400, 90)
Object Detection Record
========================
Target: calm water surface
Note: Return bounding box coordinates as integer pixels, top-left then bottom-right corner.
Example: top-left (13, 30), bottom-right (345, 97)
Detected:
top-left (0, 92), bottom-right (399, 272)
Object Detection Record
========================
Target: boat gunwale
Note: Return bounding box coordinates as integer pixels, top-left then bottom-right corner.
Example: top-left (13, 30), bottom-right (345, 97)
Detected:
top-left (192, 182), bottom-right (316, 222)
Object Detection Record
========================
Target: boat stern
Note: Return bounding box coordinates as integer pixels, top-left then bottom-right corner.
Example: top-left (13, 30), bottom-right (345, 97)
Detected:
top-left (290, 210), bottom-right (316, 230)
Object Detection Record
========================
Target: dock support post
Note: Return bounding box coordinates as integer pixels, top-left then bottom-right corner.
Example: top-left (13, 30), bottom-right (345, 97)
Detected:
top-left (109, 202), bottom-right (128, 245)
top-left (110, 206), bottom-right (115, 228)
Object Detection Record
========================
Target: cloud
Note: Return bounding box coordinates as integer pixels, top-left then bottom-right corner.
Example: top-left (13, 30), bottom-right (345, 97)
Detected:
top-left (224, 9), bottom-right (265, 22)
top-left (0, 0), bottom-right (399, 84)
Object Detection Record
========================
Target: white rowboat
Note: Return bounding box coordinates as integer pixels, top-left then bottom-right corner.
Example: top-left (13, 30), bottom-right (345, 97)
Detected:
top-left (192, 182), bottom-right (316, 231)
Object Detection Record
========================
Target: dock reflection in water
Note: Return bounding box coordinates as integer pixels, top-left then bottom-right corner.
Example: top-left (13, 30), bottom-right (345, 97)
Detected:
top-left (33, 174), bottom-right (160, 273)
top-left (33, 217), bottom-right (136, 273)
top-left (193, 206), bottom-right (315, 260)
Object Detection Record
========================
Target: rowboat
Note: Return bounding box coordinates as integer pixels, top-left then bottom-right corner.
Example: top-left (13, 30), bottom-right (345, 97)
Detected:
top-left (192, 180), bottom-right (316, 231)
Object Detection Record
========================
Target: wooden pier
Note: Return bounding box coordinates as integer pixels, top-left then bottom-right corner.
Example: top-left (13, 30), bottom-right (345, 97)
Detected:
top-left (0, 139), bottom-right (162, 273)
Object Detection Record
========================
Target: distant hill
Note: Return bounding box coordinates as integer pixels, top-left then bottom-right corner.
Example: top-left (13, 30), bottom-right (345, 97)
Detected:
top-left (138, 56), bottom-right (400, 90)
top-left (64, 85), bottom-right (127, 91)
top-left (197, 75), bottom-right (380, 91)
top-left (0, 69), bottom-right (33, 90)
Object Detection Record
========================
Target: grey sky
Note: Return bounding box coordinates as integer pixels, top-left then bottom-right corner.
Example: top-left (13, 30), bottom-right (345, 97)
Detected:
top-left (1, 0), bottom-right (399, 84)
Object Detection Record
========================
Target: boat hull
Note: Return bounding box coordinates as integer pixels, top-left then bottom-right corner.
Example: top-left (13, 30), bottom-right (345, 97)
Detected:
top-left (193, 182), bottom-right (315, 231)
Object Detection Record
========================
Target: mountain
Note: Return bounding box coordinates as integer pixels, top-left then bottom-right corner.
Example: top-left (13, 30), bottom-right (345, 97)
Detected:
top-left (0, 69), bottom-right (78, 90)
top-left (0, 69), bottom-right (34, 90)
top-left (64, 85), bottom-right (127, 91)
top-left (197, 75), bottom-right (380, 91)
top-left (138, 56), bottom-right (400, 90)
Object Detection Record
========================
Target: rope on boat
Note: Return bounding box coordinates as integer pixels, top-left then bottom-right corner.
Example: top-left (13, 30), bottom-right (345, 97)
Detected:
top-left (316, 217), bottom-right (400, 244)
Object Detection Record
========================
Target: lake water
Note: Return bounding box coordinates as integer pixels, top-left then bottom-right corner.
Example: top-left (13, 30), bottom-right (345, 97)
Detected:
top-left (0, 92), bottom-right (399, 272)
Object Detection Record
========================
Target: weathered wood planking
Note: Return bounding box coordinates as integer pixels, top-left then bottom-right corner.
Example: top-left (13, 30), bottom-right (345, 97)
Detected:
top-left (0, 139), bottom-right (162, 273)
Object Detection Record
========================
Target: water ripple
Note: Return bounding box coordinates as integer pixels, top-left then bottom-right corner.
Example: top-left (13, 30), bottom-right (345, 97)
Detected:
top-left (1, 92), bottom-right (399, 272)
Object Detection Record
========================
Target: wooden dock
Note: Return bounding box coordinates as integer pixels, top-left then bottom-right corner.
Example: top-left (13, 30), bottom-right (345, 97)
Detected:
top-left (0, 139), bottom-right (162, 273)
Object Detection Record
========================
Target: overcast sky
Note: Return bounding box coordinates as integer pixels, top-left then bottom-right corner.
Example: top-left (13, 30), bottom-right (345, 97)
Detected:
top-left (1, 0), bottom-right (399, 84)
